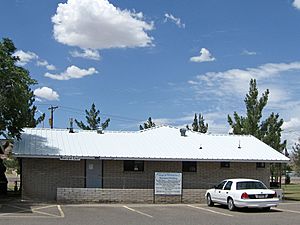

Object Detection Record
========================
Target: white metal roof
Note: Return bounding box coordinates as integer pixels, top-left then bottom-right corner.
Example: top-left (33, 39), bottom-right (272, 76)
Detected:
top-left (12, 126), bottom-right (289, 162)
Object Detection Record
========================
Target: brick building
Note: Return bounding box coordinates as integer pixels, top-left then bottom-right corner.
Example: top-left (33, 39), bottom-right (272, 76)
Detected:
top-left (13, 126), bottom-right (289, 203)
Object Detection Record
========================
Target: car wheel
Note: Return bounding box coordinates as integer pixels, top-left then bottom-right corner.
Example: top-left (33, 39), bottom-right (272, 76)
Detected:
top-left (227, 198), bottom-right (236, 211)
top-left (262, 207), bottom-right (270, 212)
top-left (206, 194), bottom-right (214, 207)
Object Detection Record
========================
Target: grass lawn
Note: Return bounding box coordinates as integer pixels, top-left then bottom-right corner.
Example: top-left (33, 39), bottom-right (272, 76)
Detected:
top-left (282, 183), bottom-right (300, 201)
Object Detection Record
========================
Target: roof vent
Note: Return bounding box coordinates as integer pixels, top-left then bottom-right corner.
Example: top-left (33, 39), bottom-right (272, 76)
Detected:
top-left (180, 128), bottom-right (187, 137)
top-left (97, 127), bottom-right (103, 134)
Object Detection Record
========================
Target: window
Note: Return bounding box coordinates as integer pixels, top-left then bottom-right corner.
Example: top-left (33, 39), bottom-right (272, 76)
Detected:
top-left (215, 180), bottom-right (227, 189)
top-left (256, 162), bottom-right (265, 168)
top-left (220, 162), bottom-right (230, 168)
top-left (224, 181), bottom-right (233, 190)
top-left (182, 161), bottom-right (197, 172)
top-left (123, 160), bottom-right (144, 172)
top-left (236, 181), bottom-right (267, 190)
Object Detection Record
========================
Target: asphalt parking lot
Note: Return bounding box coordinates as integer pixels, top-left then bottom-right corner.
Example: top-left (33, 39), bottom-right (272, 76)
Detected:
top-left (1, 202), bottom-right (300, 225)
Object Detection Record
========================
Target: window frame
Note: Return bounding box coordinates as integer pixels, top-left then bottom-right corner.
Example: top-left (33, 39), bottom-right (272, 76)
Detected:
top-left (220, 162), bottom-right (230, 168)
top-left (123, 160), bottom-right (144, 172)
top-left (256, 162), bottom-right (265, 168)
top-left (182, 161), bottom-right (197, 172)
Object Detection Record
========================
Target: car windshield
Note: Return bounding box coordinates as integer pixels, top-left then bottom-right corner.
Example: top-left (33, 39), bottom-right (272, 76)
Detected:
top-left (236, 181), bottom-right (267, 190)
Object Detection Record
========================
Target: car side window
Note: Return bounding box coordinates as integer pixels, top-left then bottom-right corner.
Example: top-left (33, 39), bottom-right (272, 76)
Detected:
top-left (224, 181), bottom-right (233, 190)
top-left (216, 181), bottom-right (227, 189)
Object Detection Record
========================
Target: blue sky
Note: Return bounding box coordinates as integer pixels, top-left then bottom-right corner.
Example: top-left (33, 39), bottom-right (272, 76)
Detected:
top-left (1, 0), bottom-right (300, 149)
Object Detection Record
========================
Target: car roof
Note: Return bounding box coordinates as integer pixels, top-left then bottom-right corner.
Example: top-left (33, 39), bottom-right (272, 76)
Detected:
top-left (223, 178), bottom-right (261, 182)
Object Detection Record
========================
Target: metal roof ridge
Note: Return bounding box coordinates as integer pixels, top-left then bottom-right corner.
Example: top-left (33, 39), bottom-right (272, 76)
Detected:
top-left (22, 126), bottom-right (253, 137)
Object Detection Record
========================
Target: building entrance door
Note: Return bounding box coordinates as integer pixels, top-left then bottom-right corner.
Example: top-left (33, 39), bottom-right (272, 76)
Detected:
top-left (86, 160), bottom-right (102, 188)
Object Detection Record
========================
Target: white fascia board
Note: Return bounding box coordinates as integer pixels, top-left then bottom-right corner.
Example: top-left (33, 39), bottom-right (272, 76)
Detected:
top-left (13, 154), bottom-right (290, 163)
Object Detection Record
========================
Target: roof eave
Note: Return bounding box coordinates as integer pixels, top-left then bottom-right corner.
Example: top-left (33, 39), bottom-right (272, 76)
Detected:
top-left (13, 153), bottom-right (290, 163)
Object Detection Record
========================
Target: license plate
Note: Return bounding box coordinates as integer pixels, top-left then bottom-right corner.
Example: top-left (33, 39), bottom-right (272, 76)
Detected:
top-left (255, 194), bottom-right (266, 199)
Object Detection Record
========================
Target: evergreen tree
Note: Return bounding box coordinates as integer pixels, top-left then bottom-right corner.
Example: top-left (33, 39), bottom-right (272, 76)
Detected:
top-left (228, 79), bottom-right (269, 138)
top-left (228, 79), bottom-right (286, 185)
top-left (190, 113), bottom-right (208, 133)
top-left (228, 79), bottom-right (286, 150)
top-left (75, 103), bottom-right (110, 130)
top-left (260, 113), bottom-right (286, 152)
top-left (192, 114), bottom-right (198, 132)
top-left (139, 117), bottom-right (155, 130)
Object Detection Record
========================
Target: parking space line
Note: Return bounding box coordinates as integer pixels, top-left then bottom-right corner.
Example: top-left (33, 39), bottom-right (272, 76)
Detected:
top-left (31, 210), bottom-right (61, 218)
top-left (0, 204), bottom-right (64, 218)
top-left (0, 215), bottom-right (58, 218)
top-left (57, 205), bottom-right (65, 218)
top-left (276, 208), bottom-right (300, 214)
top-left (0, 204), bottom-right (31, 216)
top-left (187, 205), bottom-right (234, 217)
top-left (123, 206), bottom-right (153, 218)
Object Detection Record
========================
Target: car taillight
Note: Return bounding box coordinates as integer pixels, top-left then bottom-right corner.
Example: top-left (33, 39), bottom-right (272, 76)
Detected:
top-left (241, 192), bottom-right (249, 199)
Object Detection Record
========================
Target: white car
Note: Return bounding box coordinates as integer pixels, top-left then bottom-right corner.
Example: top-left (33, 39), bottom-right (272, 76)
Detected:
top-left (205, 178), bottom-right (279, 211)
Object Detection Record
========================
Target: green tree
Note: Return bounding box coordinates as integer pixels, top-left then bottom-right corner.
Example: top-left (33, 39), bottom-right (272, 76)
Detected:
top-left (292, 139), bottom-right (300, 176)
top-left (139, 117), bottom-right (155, 130)
top-left (190, 113), bottom-right (208, 133)
top-left (0, 38), bottom-right (44, 194)
top-left (260, 113), bottom-right (286, 151)
top-left (228, 79), bottom-right (286, 185)
top-left (228, 79), bottom-right (269, 138)
top-left (75, 103), bottom-right (110, 130)
top-left (0, 38), bottom-right (45, 139)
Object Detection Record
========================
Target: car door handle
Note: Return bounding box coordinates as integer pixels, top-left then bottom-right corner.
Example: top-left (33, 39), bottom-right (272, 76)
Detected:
top-left (218, 191), bottom-right (221, 193)
top-left (226, 192), bottom-right (228, 194)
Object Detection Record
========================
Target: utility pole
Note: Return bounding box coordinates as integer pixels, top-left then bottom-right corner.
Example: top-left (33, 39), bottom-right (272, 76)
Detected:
top-left (48, 106), bottom-right (58, 129)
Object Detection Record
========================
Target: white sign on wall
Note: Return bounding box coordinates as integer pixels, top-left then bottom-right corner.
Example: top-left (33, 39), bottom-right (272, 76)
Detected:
top-left (154, 172), bottom-right (182, 195)
top-left (59, 156), bottom-right (80, 161)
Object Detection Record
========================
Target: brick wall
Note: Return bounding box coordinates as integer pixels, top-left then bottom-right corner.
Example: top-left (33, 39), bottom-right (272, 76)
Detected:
top-left (57, 188), bottom-right (153, 203)
top-left (183, 162), bottom-right (270, 189)
top-left (22, 158), bottom-right (270, 202)
top-left (182, 189), bottom-right (207, 203)
top-left (103, 160), bottom-right (181, 188)
top-left (22, 158), bottom-right (85, 200)
top-left (57, 188), bottom-right (207, 203)
top-left (103, 161), bottom-right (270, 189)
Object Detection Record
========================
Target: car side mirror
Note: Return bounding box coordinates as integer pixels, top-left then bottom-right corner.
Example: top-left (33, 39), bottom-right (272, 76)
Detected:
top-left (213, 185), bottom-right (217, 189)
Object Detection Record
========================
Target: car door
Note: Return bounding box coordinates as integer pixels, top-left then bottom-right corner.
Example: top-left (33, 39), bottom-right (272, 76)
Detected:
top-left (219, 181), bottom-right (233, 204)
top-left (211, 180), bottom-right (227, 203)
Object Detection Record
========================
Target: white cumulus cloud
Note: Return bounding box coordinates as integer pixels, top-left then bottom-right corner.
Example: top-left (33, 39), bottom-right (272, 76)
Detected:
top-left (164, 13), bottom-right (185, 28)
top-left (70, 49), bottom-right (101, 60)
top-left (190, 48), bottom-right (216, 63)
top-left (34, 87), bottom-right (59, 101)
top-left (283, 117), bottom-right (300, 130)
top-left (37, 60), bottom-right (56, 70)
top-left (293, 0), bottom-right (300, 9)
top-left (13, 50), bottom-right (56, 70)
top-left (242, 50), bottom-right (257, 56)
top-left (13, 50), bottom-right (38, 66)
top-left (188, 61), bottom-right (300, 102)
top-left (45, 65), bottom-right (98, 80)
top-left (52, 0), bottom-right (154, 50)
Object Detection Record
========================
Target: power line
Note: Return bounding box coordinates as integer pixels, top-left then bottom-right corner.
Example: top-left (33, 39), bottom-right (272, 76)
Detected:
top-left (57, 105), bottom-right (143, 122)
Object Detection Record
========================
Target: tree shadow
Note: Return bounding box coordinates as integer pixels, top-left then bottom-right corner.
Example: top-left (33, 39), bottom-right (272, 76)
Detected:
top-left (0, 196), bottom-right (33, 214)
top-left (14, 133), bottom-right (61, 156)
